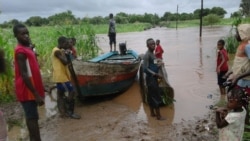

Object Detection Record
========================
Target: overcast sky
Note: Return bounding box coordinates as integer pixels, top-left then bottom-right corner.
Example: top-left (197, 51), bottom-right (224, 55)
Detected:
top-left (0, 0), bottom-right (241, 23)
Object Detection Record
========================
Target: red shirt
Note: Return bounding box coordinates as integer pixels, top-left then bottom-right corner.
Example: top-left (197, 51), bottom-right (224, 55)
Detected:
top-left (155, 45), bottom-right (164, 59)
top-left (217, 48), bottom-right (229, 72)
top-left (14, 44), bottom-right (45, 102)
top-left (71, 47), bottom-right (77, 58)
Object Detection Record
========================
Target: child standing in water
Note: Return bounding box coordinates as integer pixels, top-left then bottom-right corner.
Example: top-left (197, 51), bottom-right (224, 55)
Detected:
top-left (216, 87), bottom-right (247, 141)
top-left (216, 39), bottom-right (229, 95)
top-left (155, 39), bottom-right (164, 60)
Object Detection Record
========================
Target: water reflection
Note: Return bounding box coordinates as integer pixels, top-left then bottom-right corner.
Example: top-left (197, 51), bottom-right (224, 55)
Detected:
top-left (113, 81), bottom-right (175, 125)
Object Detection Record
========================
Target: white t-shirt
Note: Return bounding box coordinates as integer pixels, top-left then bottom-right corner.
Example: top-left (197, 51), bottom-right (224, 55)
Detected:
top-left (219, 107), bottom-right (246, 141)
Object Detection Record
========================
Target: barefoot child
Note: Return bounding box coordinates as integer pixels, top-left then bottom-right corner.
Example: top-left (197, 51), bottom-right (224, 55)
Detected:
top-left (143, 38), bottom-right (165, 120)
top-left (216, 39), bottom-right (229, 95)
top-left (216, 87), bottom-right (247, 141)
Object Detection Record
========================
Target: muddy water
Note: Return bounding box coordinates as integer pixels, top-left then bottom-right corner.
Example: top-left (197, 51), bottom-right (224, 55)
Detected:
top-left (8, 26), bottom-right (232, 140)
top-left (99, 26), bottom-right (231, 122)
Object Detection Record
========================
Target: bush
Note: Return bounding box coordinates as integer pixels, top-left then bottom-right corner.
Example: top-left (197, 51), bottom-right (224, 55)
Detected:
top-left (203, 14), bottom-right (221, 26)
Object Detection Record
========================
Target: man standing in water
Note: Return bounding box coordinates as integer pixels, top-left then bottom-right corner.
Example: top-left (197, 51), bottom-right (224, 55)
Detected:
top-left (108, 13), bottom-right (116, 52)
top-left (13, 24), bottom-right (44, 141)
top-left (143, 38), bottom-right (165, 120)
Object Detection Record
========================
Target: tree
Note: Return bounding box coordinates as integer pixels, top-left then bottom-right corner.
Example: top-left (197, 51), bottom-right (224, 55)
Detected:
top-left (162, 12), bottom-right (176, 21)
top-left (230, 11), bottom-right (242, 18)
top-left (210, 7), bottom-right (227, 18)
top-left (179, 13), bottom-right (193, 20)
top-left (203, 14), bottom-right (220, 26)
top-left (115, 12), bottom-right (129, 24)
top-left (193, 7), bottom-right (226, 19)
top-left (127, 14), bottom-right (143, 23)
top-left (89, 16), bottom-right (104, 24)
top-left (25, 16), bottom-right (48, 26)
top-left (47, 10), bottom-right (76, 25)
top-left (10, 19), bottom-right (20, 25)
top-left (240, 0), bottom-right (250, 17)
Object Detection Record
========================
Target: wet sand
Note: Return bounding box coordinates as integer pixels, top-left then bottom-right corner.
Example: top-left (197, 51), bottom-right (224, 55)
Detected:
top-left (8, 26), bottom-right (232, 141)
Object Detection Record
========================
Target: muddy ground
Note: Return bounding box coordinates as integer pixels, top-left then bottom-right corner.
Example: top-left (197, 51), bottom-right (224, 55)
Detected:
top-left (2, 81), bottom-right (219, 141)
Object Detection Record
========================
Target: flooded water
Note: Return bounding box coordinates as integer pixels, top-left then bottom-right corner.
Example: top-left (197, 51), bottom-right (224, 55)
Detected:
top-left (8, 26), bottom-right (233, 140)
top-left (99, 26), bottom-right (231, 122)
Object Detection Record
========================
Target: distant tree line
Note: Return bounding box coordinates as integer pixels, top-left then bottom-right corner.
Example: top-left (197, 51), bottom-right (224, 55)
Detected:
top-left (0, 4), bottom-right (247, 28)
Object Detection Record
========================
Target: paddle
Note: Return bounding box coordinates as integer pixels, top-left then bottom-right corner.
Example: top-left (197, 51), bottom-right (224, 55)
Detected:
top-left (65, 53), bottom-right (83, 100)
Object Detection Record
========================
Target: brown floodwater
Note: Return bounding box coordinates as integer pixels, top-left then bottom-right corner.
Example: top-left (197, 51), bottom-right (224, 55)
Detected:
top-left (8, 26), bottom-right (232, 140)
top-left (99, 26), bottom-right (231, 122)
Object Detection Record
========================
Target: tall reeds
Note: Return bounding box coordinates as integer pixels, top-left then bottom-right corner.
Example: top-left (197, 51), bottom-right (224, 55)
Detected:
top-left (0, 28), bottom-right (15, 103)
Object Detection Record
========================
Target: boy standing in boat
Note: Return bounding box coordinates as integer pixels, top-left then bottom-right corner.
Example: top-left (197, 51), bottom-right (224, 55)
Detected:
top-left (108, 13), bottom-right (116, 52)
top-left (143, 38), bottom-right (165, 120)
top-left (51, 36), bottom-right (80, 119)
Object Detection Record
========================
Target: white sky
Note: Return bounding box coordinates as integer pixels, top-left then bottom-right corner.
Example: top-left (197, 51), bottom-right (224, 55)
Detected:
top-left (0, 0), bottom-right (241, 23)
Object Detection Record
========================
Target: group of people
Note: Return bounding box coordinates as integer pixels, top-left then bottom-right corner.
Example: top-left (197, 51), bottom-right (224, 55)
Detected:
top-left (1, 13), bottom-right (249, 141)
top-left (215, 24), bottom-right (250, 141)
top-left (108, 13), bottom-right (167, 120)
top-left (0, 24), bottom-right (81, 141)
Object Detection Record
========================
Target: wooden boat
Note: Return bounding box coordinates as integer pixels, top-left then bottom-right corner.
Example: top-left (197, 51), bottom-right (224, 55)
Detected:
top-left (71, 49), bottom-right (141, 99)
top-left (139, 60), bottom-right (174, 106)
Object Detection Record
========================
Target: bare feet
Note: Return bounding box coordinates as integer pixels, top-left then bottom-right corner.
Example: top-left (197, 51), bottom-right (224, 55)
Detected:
top-left (151, 113), bottom-right (156, 117)
top-left (156, 116), bottom-right (166, 120)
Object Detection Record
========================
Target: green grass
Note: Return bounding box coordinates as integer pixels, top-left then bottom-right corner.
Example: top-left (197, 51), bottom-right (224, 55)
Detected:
top-left (162, 17), bottom-right (250, 28)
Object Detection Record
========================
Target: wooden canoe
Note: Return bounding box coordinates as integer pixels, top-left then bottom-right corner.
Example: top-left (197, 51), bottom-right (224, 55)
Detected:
top-left (72, 50), bottom-right (141, 99)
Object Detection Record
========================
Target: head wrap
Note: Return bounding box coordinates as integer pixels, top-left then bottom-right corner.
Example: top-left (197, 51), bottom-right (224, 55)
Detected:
top-left (237, 24), bottom-right (250, 41)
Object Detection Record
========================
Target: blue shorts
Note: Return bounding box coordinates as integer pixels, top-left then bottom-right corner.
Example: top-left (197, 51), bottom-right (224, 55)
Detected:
top-left (56, 81), bottom-right (74, 92)
top-left (21, 101), bottom-right (39, 119)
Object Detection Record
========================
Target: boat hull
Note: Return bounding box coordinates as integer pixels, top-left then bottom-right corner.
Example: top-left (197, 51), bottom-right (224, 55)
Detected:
top-left (72, 51), bottom-right (141, 97)
top-left (77, 71), bottom-right (138, 96)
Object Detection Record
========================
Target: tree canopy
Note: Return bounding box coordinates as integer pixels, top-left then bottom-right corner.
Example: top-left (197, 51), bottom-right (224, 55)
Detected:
top-left (0, 6), bottom-right (233, 28)
top-left (240, 0), bottom-right (250, 17)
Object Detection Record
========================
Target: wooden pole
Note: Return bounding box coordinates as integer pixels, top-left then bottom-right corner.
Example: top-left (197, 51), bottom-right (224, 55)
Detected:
top-left (176, 5), bottom-right (178, 30)
top-left (199, 0), bottom-right (203, 37)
